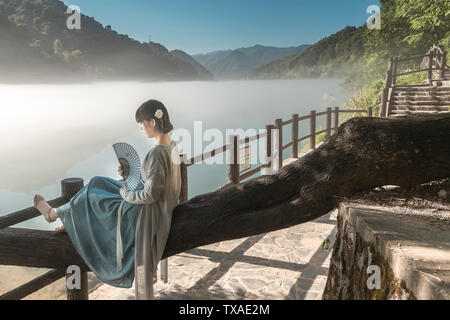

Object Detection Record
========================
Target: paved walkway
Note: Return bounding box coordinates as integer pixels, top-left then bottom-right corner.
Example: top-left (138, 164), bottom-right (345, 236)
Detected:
top-left (90, 209), bottom-right (338, 300)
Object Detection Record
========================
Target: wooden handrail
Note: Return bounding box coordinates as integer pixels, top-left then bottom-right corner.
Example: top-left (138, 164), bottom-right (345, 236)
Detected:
top-left (0, 269), bottom-right (66, 300)
top-left (391, 44), bottom-right (447, 83)
top-left (0, 196), bottom-right (68, 230)
top-left (396, 54), bottom-right (430, 62)
top-left (380, 44), bottom-right (448, 117)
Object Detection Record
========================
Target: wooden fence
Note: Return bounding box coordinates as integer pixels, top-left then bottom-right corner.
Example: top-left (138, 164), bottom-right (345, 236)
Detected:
top-left (0, 106), bottom-right (372, 300)
top-left (379, 44), bottom-right (448, 117)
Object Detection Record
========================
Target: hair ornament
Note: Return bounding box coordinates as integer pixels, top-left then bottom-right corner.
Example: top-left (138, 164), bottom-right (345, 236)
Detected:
top-left (154, 109), bottom-right (163, 119)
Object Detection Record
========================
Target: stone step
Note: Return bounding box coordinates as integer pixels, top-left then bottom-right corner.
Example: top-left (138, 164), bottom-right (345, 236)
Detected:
top-left (394, 92), bottom-right (450, 98)
top-left (393, 96), bottom-right (450, 102)
top-left (394, 91), bottom-right (450, 96)
top-left (391, 109), bottom-right (450, 115)
top-left (394, 84), bottom-right (450, 89)
top-left (393, 87), bottom-right (450, 93)
top-left (392, 100), bottom-right (450, 106)
top-left (393, 103), bottom-right (450, 108)
top-left (392, 105), bottom-right (450, 111)
top-left (393, 99), bottom-right (450, 104)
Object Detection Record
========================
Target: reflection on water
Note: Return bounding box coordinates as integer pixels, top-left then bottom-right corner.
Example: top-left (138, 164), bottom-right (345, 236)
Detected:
top-left (0, 79), bottom-right (351, 232)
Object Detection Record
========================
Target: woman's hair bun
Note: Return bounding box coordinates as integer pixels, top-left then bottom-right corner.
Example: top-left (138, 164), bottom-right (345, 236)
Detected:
top-left (135, 99), bottom-right (174, 134)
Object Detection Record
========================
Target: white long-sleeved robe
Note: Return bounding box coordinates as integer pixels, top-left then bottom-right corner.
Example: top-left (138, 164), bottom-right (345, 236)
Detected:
top-left (119, 140), bottom-right (181, 299)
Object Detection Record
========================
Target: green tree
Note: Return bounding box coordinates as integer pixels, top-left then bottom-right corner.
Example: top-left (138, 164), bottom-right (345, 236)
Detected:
top-left (53, 38), bottom-right (64, 56)
top-left (0, 2), bottom-right (8, 24)
top-left (396, 0), bottom-right (450, 48)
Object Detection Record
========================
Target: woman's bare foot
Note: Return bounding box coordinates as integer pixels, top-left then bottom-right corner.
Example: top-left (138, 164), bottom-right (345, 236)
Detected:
top-left (55, 225), bottom-right (66, 233)
top-left (33, 194), bottom-right (58, 223)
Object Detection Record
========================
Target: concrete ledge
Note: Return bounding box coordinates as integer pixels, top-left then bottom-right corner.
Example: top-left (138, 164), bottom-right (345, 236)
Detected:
top-left (323, 202), bottom-right (450, 300)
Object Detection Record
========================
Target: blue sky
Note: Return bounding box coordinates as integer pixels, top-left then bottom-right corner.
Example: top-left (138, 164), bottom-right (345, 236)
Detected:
top-left (63, 0), bottom-right (381, 55)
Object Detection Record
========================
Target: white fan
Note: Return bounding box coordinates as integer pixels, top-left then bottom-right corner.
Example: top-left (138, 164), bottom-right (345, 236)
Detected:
top-left (112, 142), bottom-right (141, 191)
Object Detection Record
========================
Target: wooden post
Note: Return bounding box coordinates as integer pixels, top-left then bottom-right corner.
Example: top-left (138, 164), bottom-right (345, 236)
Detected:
top-left (61, 178), bottom-right (88, 300)
top-left (441, 51), bottom-right (447, 80)
top-left (275, 118), bottom-right (283, 169)
top-left (265, 124), bottom-right (273, 169)
top-left (387, 58), bottom-right (394, 88)
top-left (61, 178), bottom-right (84, 200)
top-left (334, 107), bottom-right (339, 133)
top-left (428, 52), bottom-right (433, 84)
top-left (179, 153), bottom-right (188, 203)
top-left (367, 106), bottom-right (373, 117)
top-left (392, 57), bottom-right (398, 86)
top-left (66, 269), bottom-right (88, 300)
top-left (291, 114), bottom-right (299, 158)
top-left (309, 111), bottom-right (316, 150)
top-left (380, 87), bottom-right (388, 117)
top-left (325, 107), bottom-right (332, 140)
top-left (380, 58), bottom-right (393, 117)
top-left (228, 135), bottom-right (240, 185)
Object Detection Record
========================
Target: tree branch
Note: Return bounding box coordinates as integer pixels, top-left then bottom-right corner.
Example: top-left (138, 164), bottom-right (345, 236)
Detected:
top-left (1, 114), bottom-right (449, 268)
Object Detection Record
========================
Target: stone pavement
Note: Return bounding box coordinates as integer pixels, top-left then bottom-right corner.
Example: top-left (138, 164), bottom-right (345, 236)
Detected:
top-left (90, 209), bottom-right (338, 300)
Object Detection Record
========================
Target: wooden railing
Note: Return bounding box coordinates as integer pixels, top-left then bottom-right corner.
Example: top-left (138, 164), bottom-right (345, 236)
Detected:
top-left (0, 178), bottom-right (89, 300)
top-left (379, 44), bottom-right (448, 117)
top-left (179, 106), bottom-right (373, 195)
top-left (0, 105), bottom-right (373, 300)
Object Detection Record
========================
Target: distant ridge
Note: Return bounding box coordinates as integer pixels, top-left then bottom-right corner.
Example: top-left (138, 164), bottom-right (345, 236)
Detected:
top-left (243, 26), bottom-right (366, 80)
top-left (192, 44), bottom-right (310, 79)
top-left (170, 49), bottom-right (214, 80)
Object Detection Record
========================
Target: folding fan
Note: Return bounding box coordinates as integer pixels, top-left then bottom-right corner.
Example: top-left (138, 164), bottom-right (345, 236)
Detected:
top-left (112, 142), bottom-right (141, 191)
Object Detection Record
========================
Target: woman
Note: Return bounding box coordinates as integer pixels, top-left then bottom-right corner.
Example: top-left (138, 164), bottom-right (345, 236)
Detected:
top-left (32, 99), bottom-right (182, 300)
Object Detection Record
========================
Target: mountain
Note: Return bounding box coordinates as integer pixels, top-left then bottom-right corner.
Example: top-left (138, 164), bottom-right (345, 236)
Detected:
top-left (206, 50), bottom-right (254, 79)
top-left (0, 0), bottom-right (204, 82)
top-left (244, 26), bottom-right (366, 80)
top-left (192, 44), bottom-right (310, 79)
top-left (243, 0), bottom-right (450, 115)
top-left (170, 49), bottom-right (213, 80)
top-left (244, 0), bottom-right (449, 88)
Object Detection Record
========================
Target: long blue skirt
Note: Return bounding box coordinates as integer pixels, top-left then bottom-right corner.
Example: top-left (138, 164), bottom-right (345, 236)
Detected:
top-left (56, 176), bottom-right (142, 288)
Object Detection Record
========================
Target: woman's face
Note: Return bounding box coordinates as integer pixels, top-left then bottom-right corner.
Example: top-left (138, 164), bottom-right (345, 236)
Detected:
top-left (139, 119), bottom-right (158, 138)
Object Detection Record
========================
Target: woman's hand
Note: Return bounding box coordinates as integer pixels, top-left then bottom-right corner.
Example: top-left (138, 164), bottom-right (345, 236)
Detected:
top-left (117, 165), bottom-right (124, 177)
top-left (118, 165), bottom-right (127, 190)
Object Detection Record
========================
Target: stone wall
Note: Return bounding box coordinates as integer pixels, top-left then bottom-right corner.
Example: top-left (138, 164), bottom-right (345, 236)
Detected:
top-left (323, 202), bottom-right (450, 300)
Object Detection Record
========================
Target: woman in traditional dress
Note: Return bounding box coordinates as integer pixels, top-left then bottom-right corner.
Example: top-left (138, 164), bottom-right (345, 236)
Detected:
top-left (32, 99), bottom-right (182, 299)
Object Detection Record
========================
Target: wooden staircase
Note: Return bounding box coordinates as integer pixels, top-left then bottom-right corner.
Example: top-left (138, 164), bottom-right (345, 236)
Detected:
top-left (389, 84), bottom-right (450, 116)
top-left (380, 45), bottom-right (450, 117)
top-left (437, 65), bottom-right (450, 84)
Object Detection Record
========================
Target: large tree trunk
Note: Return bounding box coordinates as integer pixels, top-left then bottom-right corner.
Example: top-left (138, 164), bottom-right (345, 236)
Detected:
top-left (1, 114), bottom-right (449, 269)
top-left (164, 114), bottom-right (450, 258)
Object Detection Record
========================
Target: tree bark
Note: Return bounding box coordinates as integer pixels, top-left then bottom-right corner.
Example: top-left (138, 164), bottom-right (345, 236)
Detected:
top-left (0, 114), bottom-right (449, 269)
top-left (164, 114), bottom-right (450, 258)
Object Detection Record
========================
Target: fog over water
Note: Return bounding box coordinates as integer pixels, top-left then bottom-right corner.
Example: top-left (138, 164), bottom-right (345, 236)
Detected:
top-left (0, 79), bottom-right (351, 231)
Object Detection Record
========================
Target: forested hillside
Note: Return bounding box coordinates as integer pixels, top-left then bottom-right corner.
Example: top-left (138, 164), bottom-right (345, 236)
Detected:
top-left (0, 0), bottom-right (208, 82)
top-left (245, 26), bottom-right (365, 82)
